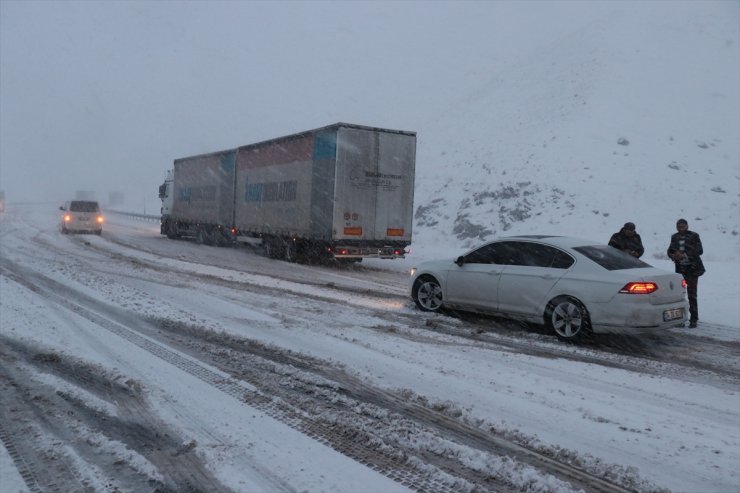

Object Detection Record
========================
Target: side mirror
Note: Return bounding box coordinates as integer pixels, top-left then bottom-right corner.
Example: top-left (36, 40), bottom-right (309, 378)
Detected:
top-left (59, 206), bottom-right (64, 211)
top-left (158, 184), bottom-right (167, 199)
top-left (455, 256), bottom-right (465, 267)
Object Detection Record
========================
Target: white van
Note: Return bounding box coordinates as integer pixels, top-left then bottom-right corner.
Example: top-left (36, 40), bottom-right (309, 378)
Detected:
top-left (60, 200), bottom-right (104, 234)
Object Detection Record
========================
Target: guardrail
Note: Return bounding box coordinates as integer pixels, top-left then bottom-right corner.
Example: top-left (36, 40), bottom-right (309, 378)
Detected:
top-left (107, 210), bottom-right (160, 222)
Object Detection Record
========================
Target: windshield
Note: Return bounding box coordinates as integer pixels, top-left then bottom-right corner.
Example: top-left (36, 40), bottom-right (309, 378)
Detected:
top-left (574, 245), bottom-right (651, 270)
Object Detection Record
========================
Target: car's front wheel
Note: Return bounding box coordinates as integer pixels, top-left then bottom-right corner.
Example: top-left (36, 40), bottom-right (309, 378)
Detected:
top-left (545, 296), bottom-right (591, 341)
top-left (413, 276), bottom-right (444, 312)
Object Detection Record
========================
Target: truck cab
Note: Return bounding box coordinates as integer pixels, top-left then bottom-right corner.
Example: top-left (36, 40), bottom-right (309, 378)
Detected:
top-left (158, 170), bottom-right (174, 235)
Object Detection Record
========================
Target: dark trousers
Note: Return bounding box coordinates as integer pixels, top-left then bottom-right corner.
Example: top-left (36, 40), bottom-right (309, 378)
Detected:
top-left (683, 275), bottom-right (699, 322)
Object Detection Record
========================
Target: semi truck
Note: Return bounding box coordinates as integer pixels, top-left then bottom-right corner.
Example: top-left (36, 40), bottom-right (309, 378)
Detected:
top-left (159, 123), bottom-right (416, 262)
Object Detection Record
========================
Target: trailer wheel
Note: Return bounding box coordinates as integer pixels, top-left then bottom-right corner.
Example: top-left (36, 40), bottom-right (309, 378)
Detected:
top-left (206, 227), bottom-right (223, 246)
top-left (263, 237), bottom-right (282, 259)
top-left (284, 241), bottom-right (297, 263)
top-left (213, 228), bottom-right (229, 247)
top-left (196, 227), bottom-right (209, 245)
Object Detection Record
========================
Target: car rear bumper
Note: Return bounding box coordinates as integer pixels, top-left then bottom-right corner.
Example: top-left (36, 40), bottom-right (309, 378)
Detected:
top-left (590, 300), bottom-right (688, 333)
top-left (63, 222), bottom-right (102, 233)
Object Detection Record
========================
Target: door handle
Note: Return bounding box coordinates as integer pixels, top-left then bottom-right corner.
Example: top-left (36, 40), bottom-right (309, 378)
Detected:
top-left (540, 274), bottom-right (556, 280)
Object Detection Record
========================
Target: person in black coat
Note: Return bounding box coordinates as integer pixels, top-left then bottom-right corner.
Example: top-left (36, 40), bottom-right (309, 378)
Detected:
top-left (667, 218), bottom-right (705, 328)
top-left (608, 222), bottom-right (644, 258)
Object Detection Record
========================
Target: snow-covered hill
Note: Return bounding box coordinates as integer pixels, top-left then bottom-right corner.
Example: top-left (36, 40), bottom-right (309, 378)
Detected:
top-left (411, 3), bottom-right (739, 262)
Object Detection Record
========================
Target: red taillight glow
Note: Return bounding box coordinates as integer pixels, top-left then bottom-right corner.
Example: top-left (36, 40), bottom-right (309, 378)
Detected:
top-left (393, 249), bottom-right (403, 256)
top-left (681, 279), bottom-right (687, 288)
top-left (339, 249), bottom-right (349, 255)
top-left (619, 282), bottom-right (658, 294)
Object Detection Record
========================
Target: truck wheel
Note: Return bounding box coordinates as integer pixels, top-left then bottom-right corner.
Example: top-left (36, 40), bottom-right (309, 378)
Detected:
top-left (165, 220), bottom-right (178, 239)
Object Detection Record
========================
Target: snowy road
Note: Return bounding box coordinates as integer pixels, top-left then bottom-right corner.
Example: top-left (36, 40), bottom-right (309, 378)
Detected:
top-left (1, 204), bottom-right (738, 493)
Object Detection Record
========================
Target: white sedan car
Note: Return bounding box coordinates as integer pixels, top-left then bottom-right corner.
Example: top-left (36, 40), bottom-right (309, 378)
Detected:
top-left (409, 236), bottom-right (688, 340)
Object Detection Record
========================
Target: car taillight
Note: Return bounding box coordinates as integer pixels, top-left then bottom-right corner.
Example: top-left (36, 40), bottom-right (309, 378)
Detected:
top-left (619, 282), bottom-right (658, 294)
top-left (681, 279), bottom-right (687, 288)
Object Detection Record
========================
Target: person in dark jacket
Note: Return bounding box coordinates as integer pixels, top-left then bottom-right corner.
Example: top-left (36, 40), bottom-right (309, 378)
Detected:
top-left (608, 222), bottom-right (644, 258)
top-left (667, 218), bottom-right (705, 328)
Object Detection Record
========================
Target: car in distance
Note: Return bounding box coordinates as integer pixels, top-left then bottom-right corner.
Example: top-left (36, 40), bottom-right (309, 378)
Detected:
top-left (409, 236), bottom-right (688, 340)
top-left (60, 200), bottom-right (104, 235)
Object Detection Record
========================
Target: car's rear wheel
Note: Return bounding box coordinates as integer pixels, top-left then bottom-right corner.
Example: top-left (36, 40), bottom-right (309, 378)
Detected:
top-left (546, 296), bottom-right (591, 341)
top-left (413, 276), bottom-right (444, 312)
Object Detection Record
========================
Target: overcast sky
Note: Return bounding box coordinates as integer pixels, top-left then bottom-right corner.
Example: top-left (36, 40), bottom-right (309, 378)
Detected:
top-left (1, 0), bottom-right (629, 206)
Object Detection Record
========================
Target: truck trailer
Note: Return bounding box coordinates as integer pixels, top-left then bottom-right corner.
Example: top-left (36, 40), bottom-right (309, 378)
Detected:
top-left (159, 123), bottom-right (416, 262)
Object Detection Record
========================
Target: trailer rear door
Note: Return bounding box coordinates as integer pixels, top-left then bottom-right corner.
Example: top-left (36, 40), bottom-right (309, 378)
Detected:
top-left (334, 127), bottom-right (415, 243)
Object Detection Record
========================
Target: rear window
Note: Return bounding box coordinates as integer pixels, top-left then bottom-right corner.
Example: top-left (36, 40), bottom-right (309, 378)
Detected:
top-left (70, 201), bottom-right (100, 212)
top-left (574, 245), bottom-right (652, 270)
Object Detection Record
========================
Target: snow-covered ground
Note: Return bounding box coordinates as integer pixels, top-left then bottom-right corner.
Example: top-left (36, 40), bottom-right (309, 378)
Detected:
top-left (0, 205), bottom-right (738, 493)
top-left (1, 2), bottom-right (738, 492)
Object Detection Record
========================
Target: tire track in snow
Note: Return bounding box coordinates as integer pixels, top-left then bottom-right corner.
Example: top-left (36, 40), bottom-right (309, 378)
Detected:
top-left (0, 258), bottom-right (463, 493)
top-left (0, 254), bottom-right (635, 492)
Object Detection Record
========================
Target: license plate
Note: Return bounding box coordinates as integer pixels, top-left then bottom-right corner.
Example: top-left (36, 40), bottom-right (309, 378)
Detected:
top-left (663, 308), bottom-right (684, 321)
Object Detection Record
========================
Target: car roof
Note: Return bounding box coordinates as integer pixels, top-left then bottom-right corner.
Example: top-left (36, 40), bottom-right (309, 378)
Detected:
top-left (494, 235), bottom-right (602, 249)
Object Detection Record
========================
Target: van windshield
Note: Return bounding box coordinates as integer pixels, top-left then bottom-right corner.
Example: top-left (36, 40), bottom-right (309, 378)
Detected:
top-left (70, 201), bottom-right (100, 212)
